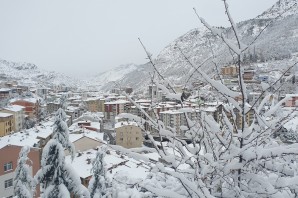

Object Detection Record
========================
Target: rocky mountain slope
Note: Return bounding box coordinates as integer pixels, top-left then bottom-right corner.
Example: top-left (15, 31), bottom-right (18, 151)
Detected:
top-left (0, 59), bottom-right (86, 89)
top-left (94, 0), bottom-right (298, 92)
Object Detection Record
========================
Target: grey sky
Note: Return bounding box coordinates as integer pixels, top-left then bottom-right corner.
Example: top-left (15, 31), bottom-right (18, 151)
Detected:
top-left (0, 0), bottom-right (276, 78)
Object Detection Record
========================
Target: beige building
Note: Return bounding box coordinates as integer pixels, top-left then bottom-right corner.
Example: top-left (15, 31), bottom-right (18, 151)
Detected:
top-left (0, 113), bottom-right (14, 137)
top-left (221, 65), bottom-right (238, 77)
top-left (84, 98), bottom-right (101, 112)
top-left (2, 105), bottom-right (25, 132)
top-left (115, 122), bottom-right (142, 148)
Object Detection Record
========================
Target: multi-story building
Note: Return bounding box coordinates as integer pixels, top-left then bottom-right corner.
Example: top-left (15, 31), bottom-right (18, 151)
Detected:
top-left (160, 110), bottom-right (196, 137)
top-left (0, 88), bottom-right (11, 101)
top-left (0, 113), bottom-right (13, 137)
top-left (221, 65), bottom-right (238, 77)
top-left (148, 85), bottom-right (163, 101)
top-left (2, 105), bottom-right (25, 132)
top-left (83, 98), bottom-right (101, 112)
top-left (104, 100), bottom-right (130, 120)
top-left (47, 102), bottom-right (60, 114)
top-left (284, 94), bottom-right (298, 107)
top-left (222, 104), bottom-right (255, 131)
top-left (11, 98), bottom-right (39, 119)
top-left (243, 69), bottom-right (255, 81)
top-left (0, 145), bottom-right (40, 198)
top-left (115, 122), bottom-right (142, 148)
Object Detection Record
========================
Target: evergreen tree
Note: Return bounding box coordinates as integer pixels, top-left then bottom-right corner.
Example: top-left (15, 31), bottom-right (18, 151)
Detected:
top-left (88, 149), bottom-right (108, 198)
top-left (52, 108), bottom-right (75, 160)
top-left (14, 146), bottom-right (35, 198)
top-left (34, 108), bottom-right (90, 198)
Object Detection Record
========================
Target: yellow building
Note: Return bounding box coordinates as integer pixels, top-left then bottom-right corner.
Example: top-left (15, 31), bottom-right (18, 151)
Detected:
top-left (0, 113), bottom-right (14, 137)
top-left (115, 122), bottom-right (142, 148)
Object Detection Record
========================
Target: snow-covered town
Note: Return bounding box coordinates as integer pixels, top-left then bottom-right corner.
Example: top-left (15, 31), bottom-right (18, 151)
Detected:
top-left (1, 0), bottom-right (298, 197)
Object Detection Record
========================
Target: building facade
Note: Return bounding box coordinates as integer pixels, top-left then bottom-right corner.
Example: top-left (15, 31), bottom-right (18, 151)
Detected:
top-left (0, 113), bottom-right (14, 137)
top-left (2, 105), bottom-right (25, 132)
top-left (0, 145), bottom-right (40, 198)
top-left (115, 122), bottom-right (142, 148)
top-left (11, 99), bottom-right (39, 119)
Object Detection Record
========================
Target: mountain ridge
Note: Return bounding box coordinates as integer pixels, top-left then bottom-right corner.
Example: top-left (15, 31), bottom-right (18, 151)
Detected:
top-left (93, 0), bottom-right (298, 92)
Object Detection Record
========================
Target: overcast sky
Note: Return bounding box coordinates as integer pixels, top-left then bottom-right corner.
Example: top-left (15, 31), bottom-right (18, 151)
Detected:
top-left (0, 0), bottom-right (277, 78)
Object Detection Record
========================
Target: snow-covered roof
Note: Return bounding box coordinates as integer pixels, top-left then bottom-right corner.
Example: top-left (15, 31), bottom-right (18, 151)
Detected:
top-left (11, 98), bottom-right (38, 104)
top-left (0, 121), bottom-right (54, 149)
top-left (69, 131), bottom-right (104, 143)
top-left (285, 94), bottom-right (298, 97)
top-left (3, 105), bottom-right (25, 112)
top-left (160, 110), bottom-right (183, 115)
top-left (0, 112), bottom-right (13, 117)
top-left (0, 88), bottom-right (11, 92)
top-left (200, 107), bottom-right (217, 112)
top-left (84, 97), bottom-right (100, 101)
top-left (135, 99), bottom-right (151, 103)
top-left (115, 121), bottom-right (138, 129)
top-left (104, 100), bottom-right (130, 105)
top-left (65, 148), bottom-right (150, 179)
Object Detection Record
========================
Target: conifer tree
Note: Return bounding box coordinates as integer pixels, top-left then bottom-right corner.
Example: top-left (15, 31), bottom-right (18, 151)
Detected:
top-left (88, 149), bottom-right (108, 198)
top-left (14, 146), bottom-right (35, 198)
top-left (35, 108), bottom-right (90, 198)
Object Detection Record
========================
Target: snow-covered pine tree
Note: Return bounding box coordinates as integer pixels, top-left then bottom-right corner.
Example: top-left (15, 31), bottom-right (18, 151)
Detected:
top-left (34, 108), bottom-right (90, 198)
top-left (88, 149), bottom-right (109, 198)
top-left (14, 146), bottom-right (35, 198)
top-left (52, 108), bottom-right (75, 160)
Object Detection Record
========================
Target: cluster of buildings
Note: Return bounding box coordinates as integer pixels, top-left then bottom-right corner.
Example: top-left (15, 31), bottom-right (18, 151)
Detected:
top-left (0, 62), bottom-right (298, 197)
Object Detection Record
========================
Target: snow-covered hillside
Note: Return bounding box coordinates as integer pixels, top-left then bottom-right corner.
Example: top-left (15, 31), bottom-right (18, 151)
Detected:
top-left (0, 59), bottom-right (86, 89)
top-left (93, 63), bottom-right (138, 86)
top-left (257, 0), bottom-right (298, 19)
top-left (93, 0), bottom-right (298, 92)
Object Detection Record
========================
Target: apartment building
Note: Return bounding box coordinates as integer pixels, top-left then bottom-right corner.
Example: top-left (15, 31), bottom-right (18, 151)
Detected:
top-left (223, 105), bottom-right (255, 131)
top-left (160, 110), bottom-right (196, 137)
top-left (283, 94), bottom-right (298, 107)
top-left (47, 102), bottom-right (60, 114)
top-left (0, 145), bottom-right (40, 198)
top-left (115, 122), bottom-right (142, 148)
top-left (0, 113), bottom-right (14, 137)
top-left (221, 65), bottom-right (238, 77)
top-left (2, 105), bottom-right (25, 132)
top-left (104, 100), bottom-right (130, 120)
top-left (11, 98), bottom-right (39, 119)
top-left (83, 98), bottom-right (101, 112)
top-left (0, 88), bottom-right (11, 101)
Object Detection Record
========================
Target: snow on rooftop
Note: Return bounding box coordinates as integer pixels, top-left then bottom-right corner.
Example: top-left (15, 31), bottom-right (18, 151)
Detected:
top-left (0, 112), bottom-right (13, 117)
top-left (69, 130), bottom-right (104, 143)
top-left (0, 88), bottom-right (11, 92)
top-left (0, 121), bottom-right (54, 149)
top-left (3, 105), bottom-right (25, 112)
top-left (104, 100), bottom-right (130, 105)
top-left (160, 110), bottom-right (183, 115)
top-left (135, 99), bottom-right (151, 103)
top-left (11, 98), bottom-right (38, 104)
top-left (115, 121), bottom-right (138, 129)
top-left (65, 148), bottom-right (150, 179)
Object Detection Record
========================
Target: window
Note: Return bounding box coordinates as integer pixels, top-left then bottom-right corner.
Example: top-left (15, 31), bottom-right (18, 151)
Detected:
top-left (4, 178), bottom-right (13, 189)
top-left (4, 162), bottom-right (13, 172)
top-left (120, 138), bottom-right (123, 141)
